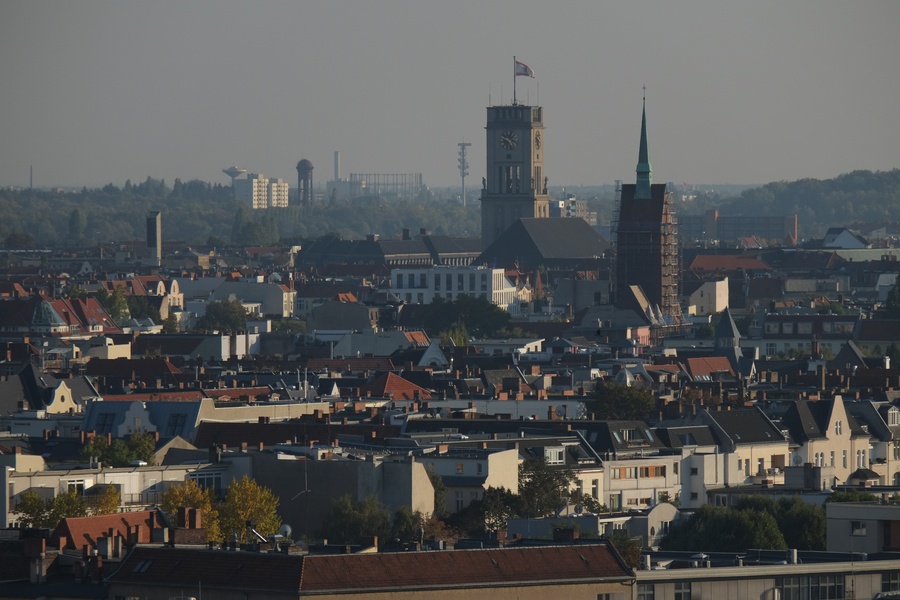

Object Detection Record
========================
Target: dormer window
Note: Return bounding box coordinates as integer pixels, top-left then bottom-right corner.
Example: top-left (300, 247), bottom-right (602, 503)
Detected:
top-left (835, 421), bottom-right (843, 436)
top-left (890, 409), bottom-right (900, 427)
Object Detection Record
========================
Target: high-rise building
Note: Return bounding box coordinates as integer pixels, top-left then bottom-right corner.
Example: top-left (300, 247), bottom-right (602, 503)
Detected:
top-left (614, 98), bottom-right (680, 321)
top-left (479, 104), bottom-right (549, 249)
top-left (234, 173), bottom-right (288, 209)
top-left (146, 211), bottom-right (162, 267)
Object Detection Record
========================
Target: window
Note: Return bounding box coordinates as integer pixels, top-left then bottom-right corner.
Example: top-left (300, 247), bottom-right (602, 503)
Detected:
top-left (132, 559), bottom-right (153, 573)
top-left (65, 480), bottom-right (85, 495)
top-left (673, 462), bottom-right (679, 475)
top-left (96, 412), bottom-right (116, 434)
top-left (690, 467), bottom-right (698, 476)
top-left (166, 414), bottom-right (188, 436)
top-left (407, 273), bottom-right (415, 288)
top-left (843, 450), bottom-right (848, 469)
top-left (882, 571), bottom-right (900, 592)
top-left (674, 581), bottom-right (691, 600)
top-left (777, 575), bottom-right (844, 600)
top-left (830, 451), bottom-right (835, 467)
top-left (457, 274), bottom-right (464, 290)
top-left (476, 463), bottom-right (483, 474)
top-left (419, 273), bottom-right (427, 288)
top-left (455, 491), bottom-right (464, 511)
top-left (434, 275), bottom-right (440, 290)
top-left (851, 521), bottom-right (867, 536)
top-left (189, 472), bottom-right (222, 493)
top-left (835, 420), bottom-right (843, 435)
top-left (456, 463), bottom-right (464, 474)
top-left (891, 410), bottom-right (900, 427)
top-left (637, 584), bottom-right (655, 600)
top-left (591, 479), bottom-right (599, 499)
top-left (395, 274), bottom-right (403, 289)
top-left (690, 492), bottom-right (698, 500)
top-left (894, 442), bottom-right (900, 461)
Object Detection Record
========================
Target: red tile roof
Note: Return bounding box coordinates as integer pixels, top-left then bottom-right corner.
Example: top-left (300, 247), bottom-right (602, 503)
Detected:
top-left (688, 254), bottom-right (771, 272)
top-left (684, 356), bottom-right (735, 379)
top-left (359, 372), bottom-right (432, 400)
top-left (108, 542), bottom-right (632, 594)
top-left (52, 510), bottom-right (165, 550)
top-left (298, 543), bottom-right (632, 592)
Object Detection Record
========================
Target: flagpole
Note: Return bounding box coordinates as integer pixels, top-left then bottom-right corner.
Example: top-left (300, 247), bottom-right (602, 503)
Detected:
top-left (513, 56), bottom-right (517, 105)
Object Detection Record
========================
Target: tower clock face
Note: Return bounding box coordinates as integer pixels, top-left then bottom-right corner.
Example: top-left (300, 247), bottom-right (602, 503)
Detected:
top-left (499, 130), bottom-right (519, 149)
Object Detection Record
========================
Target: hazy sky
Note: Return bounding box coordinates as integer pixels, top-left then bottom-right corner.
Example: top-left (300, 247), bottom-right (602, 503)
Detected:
top-left (2, 1), bottom-right (898, 189)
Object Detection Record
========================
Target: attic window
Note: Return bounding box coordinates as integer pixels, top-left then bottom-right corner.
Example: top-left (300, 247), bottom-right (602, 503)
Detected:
top-left (132, 559), bottom-right (152, 573)
top-left (890, 410), bottom-right (900, 427)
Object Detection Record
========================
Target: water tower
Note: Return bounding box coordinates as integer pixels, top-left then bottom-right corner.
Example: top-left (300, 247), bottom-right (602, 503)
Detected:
top-left (222, 166), bottom-right (247, 188)
top-left (296, 159), bottom-right (313, 207)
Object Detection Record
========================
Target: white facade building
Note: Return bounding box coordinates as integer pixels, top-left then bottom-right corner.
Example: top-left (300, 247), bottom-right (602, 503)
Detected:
top-left (391, 265), bottom-right (523, 314)
top-left (234, 173), bottom-right (289, 209)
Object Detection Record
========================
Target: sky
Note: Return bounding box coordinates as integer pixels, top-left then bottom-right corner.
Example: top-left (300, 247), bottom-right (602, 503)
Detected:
top-left (1, 1), bottom-right (898, 190)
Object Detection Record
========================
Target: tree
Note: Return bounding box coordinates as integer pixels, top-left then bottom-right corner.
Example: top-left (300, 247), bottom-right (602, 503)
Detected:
top-left (318, 494), bottom-right (391, 546)
top-left (480, 486), bottom-right (520, 532)
top-left (126, 432), bottom-right (157, 465)
top-left (79, 435), bottom-right (110, 465)
top-left (662, 505), bottom-right (786, 552)
top-left (162, 313), bottom-right (179, 334)
top-left (886, 284), bottom-right (900, 318)
top-left (427, 467), bottom-right (448, 518)
top-left (127, 295), bottom-right (161, 322)
top-left (391, 506), bottom-right (425, 544)
top-left (518, 458), bottom-right (575, 518)
top-left (608, 531), bottom-right (642, 569)
top-left (219, 475), bottom-right (281, 543)
top-left (199, 299), bottom-right (248, 333)
top-left (774, 497), bottom-right (825, 551)
top-left (160, 479), bottom-right (221, 542)
top-left (826, 490), bottom-right (879, 503)
top-left (589, 382), bottom-right (657, 420)
top-left (47, 490), bottom-right (89, 528)
top-left (89, 485), bottom-right (121, 516)
top-left (5, 231), bottom-right (37, 249)
top-left (14, 490), bottom-right (52, 528)
top-left (68, 208), bottom-right (86, 244)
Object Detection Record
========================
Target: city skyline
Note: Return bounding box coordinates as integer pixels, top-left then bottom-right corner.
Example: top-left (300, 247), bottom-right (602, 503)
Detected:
top-left (1, 1), bottom-right (898, 190)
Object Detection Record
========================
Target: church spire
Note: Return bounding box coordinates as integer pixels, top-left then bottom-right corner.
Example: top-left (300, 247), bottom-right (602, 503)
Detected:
top-left (634, 90), bottom-right (652, 200)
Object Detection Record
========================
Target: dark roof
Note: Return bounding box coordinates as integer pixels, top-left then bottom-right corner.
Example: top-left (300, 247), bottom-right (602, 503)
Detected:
top-left (702, 407), bottom-right (786, 445)
top-left (193, 421), bottom-right (402, 448)
top-left (477, 218), bottom-right (609, 270)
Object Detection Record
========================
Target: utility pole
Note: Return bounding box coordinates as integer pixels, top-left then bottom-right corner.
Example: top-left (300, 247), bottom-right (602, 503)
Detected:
top-left (457, 141), bottom-right (471, 208)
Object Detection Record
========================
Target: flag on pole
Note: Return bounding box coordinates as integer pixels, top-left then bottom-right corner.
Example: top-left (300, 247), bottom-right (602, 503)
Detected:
top-left (515, 60), bottom-right (535, 78)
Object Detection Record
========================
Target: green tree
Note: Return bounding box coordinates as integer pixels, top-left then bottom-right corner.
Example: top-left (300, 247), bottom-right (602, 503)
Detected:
top-left (126, 432), bottom-right (157, 465)
top-left (199, 299), bottom-right (248, 333)
top-left (99, 286), bottom-right (130, 322)
top-left (5, 231), bottom-right (37, 249)
top-left (127, 295), bottom-right (161, 322)
top-left (518, 458), bottom-right (575, 518)
top-left (79, 435), bottom-right (110, 465)
top-left (608, 530), bottom-right (642, 569)
top-left (47, 489), bottom-right (89, 528)
top-left (589, 382), bottom-right (657, 420)
top-left (219, 475), bottom-right (281, 543)
top-left (318, 494), bottom-right (392, 546)
top-left (160, 479), bottom-right (221, 542)
top-left (427, 467), bottom-right (448, 518)
top-left (162, 313), bottom-right (179, 334)
top-left (885, 284), bottom-right (900, 318)
top-left (480, 486), bottom-right (520, 532)
top-left (68, 208), bottom-right (86, 244)
top-left (14, 490), bottom-right (52, 528)
top-left (662, 505), bottom-right (786, 552)
top-left (391, 506), bottom-right (425, 544)
top-left (89, 485), bottom-right (121, 516)
top-left (774, 497), bottom-right (825, 550)
top-left (826, 490), bottom-right (879, 503)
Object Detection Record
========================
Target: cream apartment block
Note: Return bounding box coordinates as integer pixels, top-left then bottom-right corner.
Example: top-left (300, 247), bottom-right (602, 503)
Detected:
top-left (391, 265), bottom-right (524, 314)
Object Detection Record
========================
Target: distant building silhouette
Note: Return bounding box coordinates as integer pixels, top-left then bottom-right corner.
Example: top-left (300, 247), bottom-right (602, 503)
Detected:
top-left (146, 211), bottom-right (161, 267)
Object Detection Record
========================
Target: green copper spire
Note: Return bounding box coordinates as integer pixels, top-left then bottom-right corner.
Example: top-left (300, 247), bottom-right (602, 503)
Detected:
top-left (635, 92), bottom-right (652, 200)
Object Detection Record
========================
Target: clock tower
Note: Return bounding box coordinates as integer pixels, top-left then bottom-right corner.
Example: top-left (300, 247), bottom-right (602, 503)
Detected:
top-left (480, 104), bottom-right (549, 249)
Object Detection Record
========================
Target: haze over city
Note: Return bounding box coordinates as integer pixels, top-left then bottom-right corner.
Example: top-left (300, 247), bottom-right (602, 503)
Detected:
top-left (2, 1), bottom-right (898, 189)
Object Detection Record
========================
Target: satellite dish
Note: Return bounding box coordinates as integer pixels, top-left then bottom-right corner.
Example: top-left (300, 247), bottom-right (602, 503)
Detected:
top-left (280, 524), bottom-right (292, 539)
top-left (792, 454), bottom-right (804, 466)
